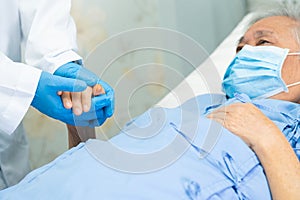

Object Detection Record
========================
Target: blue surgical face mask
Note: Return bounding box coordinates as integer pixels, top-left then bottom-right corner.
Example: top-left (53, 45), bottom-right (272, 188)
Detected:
top-left (222, 45), bottom-right (300, 99)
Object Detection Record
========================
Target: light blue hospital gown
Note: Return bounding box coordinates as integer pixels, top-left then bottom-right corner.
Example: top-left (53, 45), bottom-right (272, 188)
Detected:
top-left (0, 94), bottom-right (299, 199)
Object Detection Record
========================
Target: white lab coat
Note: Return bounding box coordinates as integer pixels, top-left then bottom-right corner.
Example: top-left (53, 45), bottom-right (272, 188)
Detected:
top-left (0, 0), bottom-right (81, 135)
top-left (0, 0), bottom-right (81, 189)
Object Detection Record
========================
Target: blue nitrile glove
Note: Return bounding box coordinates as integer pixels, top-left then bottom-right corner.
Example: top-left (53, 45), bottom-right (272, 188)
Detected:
top-left (81, 80), bottom-right (114, 126)
top-left (31, 71), bottom-right (111, 126)
top-left (74, 94), bottom-right (112, 127)
top-left (96, 79), bottom-right (114, 119)
top-left (55, 62), bottom-right (115, 119)
top-left (54, 62), bottom-right (98, 86)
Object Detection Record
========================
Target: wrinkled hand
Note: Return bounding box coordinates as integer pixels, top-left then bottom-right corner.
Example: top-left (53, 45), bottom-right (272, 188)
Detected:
top-left (207, 103), bottom-right (281, 149)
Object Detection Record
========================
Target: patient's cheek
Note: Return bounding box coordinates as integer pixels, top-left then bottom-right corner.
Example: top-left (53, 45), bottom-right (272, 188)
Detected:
top-left (281, 57), bottom-right (299, 85)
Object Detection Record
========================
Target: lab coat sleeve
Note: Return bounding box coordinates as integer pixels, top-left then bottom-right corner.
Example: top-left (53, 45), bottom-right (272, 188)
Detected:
top-left (19, 0), bottom-right (82, 73)
top-left (0, 52), bottom-right (41, 135)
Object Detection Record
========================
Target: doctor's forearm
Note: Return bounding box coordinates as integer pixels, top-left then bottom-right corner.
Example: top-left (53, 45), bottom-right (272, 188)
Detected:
top-left (253, 133), bottom-right (300, 200)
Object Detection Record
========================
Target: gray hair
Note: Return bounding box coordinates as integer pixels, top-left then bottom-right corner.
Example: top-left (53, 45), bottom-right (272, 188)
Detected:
top-left (250, 3), bottom-right (300, 45)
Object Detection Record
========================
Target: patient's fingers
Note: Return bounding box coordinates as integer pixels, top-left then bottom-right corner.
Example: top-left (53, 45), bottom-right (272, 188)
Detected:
top-left (80, 84), bottom-right (104, 113)
top-left (72, 92), bottom-right (83, 116)
top-left (207, 103), bottom-right (282, 148)
top-left (207, 103), bottom-right (250, 133)
top-left (60, 84), bottom-right (105, 115)
top-left (61, 91), bottom-right (73, 109)
top-left (206, 110), bottom-right (226, 125)
top-left (81, 87), bottom-right (93, 113)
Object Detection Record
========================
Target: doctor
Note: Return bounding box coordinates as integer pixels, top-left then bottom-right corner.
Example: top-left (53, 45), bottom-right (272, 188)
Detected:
top-left (0, 0), bottom-right (114, 189)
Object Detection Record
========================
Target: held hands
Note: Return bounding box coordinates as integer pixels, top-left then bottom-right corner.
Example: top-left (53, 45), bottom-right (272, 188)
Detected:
top-left (57, 80), bottom-right (114, 124)
top-left (57, 84), bottom-right (105, 116)
top-left (32, 62), bottom-right (114, 127)
top-left (31, 71), bottom-right (107, 126)
top-left (54, 62), bottom-right (114, 126)
top-left (206, 103), bottom-right (282, 150)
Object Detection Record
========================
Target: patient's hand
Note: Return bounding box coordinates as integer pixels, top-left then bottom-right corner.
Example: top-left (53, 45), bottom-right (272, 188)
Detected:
top-left (206, 103), bottom-right (281, 149)
top-left (58, 84), bottom-right (105, 116)
top-left (207, 103), bottom-right (300, 200)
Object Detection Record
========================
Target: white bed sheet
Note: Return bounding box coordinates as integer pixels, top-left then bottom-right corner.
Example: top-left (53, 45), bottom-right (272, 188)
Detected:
top-left (157, 13), bottom-right (255, 108)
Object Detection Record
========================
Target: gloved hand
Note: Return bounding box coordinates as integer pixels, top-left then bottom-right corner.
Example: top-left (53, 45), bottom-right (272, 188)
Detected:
top-left (55, 62), bottom-right (115, 119)
top-left (54, 62), bottom-right (98, 86)
top-left (31, 71), bottom-right (111, 126)
top-left (95, 79), bottom-right (114, 118)
top-left (74, 94), bottom-right (113, 127)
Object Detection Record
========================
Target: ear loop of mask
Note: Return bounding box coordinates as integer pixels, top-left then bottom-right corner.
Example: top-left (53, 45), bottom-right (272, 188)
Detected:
top-left (288, 52), bottom-right (300, 56)
top-left (287, 81), bottom-right (300, 87)
top-left (286, 52), bottom-right (300, 88)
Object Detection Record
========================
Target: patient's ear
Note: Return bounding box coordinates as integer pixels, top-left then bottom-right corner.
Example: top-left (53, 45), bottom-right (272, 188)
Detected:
top-left (66, 125), bottom-right (96, 149)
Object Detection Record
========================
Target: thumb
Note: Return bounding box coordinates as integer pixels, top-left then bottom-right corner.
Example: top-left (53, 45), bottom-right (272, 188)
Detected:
top-left (53, 75), bottom-right (87, 92)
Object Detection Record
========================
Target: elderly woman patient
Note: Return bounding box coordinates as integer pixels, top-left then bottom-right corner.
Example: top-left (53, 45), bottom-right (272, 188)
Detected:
top-left (0, 7), bottom-right (299, 200)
